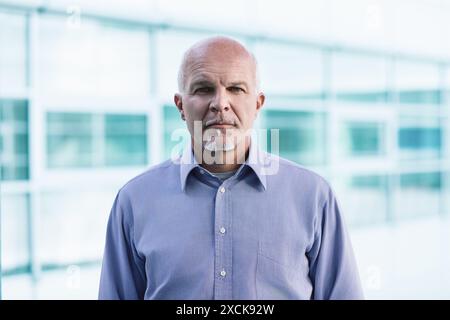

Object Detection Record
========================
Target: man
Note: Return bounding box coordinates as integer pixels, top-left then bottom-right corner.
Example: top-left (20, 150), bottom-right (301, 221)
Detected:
top-left (98, 36), bottom-right (363, 300)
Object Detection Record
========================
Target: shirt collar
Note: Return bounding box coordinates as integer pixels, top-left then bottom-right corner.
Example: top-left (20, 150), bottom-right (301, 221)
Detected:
top-left (245, 139), bottom-right (268, 190)
top-left (178, 140), bottom-right (269, 192)
top-left (178, 142), bottom-right (198, 191)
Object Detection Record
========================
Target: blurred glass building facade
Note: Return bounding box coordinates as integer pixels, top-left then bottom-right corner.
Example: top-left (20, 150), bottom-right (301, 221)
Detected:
top-left (1, 0), bottom-right (450, 299)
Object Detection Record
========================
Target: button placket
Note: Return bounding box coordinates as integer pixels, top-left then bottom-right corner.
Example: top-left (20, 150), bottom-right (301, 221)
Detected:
top-left (213, 183), bottom-right (232, 299)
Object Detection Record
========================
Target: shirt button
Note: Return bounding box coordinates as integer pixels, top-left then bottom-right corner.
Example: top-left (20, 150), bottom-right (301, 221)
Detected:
top-left (219, 187), bottom-right (226, 193)
top-left (220, 270), bottom-right (227, 277)
top-left (219, 227), bottom-right (226, 234)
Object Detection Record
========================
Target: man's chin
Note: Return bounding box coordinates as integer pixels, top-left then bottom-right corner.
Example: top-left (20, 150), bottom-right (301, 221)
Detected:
top-left (204, 141), bottom-right (236, 152)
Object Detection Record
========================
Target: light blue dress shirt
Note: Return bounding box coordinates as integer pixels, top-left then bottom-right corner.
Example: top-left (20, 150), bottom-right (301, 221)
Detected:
top-left (99, 142), bottom-right (363, 300)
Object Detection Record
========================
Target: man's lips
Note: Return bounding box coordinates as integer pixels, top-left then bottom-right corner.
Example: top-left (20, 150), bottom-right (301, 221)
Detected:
top-left (204, 119), bottom-right (236, 128)
top-left (207, 124), bottom-right (235, 129)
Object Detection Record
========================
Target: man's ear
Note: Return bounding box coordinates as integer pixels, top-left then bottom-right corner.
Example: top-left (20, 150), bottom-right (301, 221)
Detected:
top-left (255, 92), bottom-right (265, 118)
top-left (174, 94), bottom-right (186, 121)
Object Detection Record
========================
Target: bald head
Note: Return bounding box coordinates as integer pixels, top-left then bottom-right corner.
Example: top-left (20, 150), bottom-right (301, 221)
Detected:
top-left (177, 36), bottom-right (259, 93)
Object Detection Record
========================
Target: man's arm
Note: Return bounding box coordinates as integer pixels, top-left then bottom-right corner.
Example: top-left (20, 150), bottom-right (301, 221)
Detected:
top-left (307, 187), bottom-right (364, 300)
top-left (98, 191), bottom-right (146, 299)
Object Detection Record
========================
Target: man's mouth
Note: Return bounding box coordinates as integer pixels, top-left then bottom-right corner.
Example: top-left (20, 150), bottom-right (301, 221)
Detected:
top-left (202, 122), bottom-right (238, 152)
top-left (207, 124), bottom-right (235, 129)
top-left (204, 119), bottom-right (236, 129)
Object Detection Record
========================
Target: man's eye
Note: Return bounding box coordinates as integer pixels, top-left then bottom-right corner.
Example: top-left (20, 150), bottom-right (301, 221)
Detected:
top-left (195, 87), bottom-right (213, 94)
top-left (229, 87), bottom-right (244, 93)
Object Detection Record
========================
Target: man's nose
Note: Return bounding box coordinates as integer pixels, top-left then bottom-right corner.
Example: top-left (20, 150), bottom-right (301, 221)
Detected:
top-left (209, 88), bottom-right (230, 113)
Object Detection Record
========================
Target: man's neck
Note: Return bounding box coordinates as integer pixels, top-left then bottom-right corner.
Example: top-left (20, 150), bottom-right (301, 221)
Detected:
top-left (193, 140), bottom-right (250, 173)
top-left (201, 161), bottom-right (241, 174)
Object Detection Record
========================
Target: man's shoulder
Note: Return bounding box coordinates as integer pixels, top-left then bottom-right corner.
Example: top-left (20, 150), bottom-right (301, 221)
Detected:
top-left (267, 152), bottom-right (328, 182)
top-left (265, 152), bottom-right (332, 192)
top-left (119, 158), bottom-right (179, 194)
top-left (265, 153), bottom-right (336, 210)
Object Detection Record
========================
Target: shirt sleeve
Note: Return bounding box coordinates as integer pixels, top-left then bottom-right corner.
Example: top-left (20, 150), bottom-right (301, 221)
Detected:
top-left (307, 187), bottom-right (364, 300)
top-left (98, 190), bottom-right (147, 300)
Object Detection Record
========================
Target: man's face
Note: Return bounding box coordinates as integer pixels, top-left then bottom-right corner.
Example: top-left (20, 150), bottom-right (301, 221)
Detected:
top-left (174, 43), bottom-right (265, 154)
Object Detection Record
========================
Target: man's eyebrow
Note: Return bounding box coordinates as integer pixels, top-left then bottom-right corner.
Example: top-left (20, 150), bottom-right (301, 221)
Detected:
top-left (188, 79), bottom-right (249, 90)
top-left (228, 81), bottom-right (248, 88)
top-left (189, 79), bottom-right (214, 88)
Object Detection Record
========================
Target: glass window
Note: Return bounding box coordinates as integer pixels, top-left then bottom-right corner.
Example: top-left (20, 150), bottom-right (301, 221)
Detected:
top-left (47, 113), bottom-right (93, 168)
top-left (331, 52), bottom-right (387, 103)
top-left (394, 60), bottom-right (441, 104)
top-left (105, 114), bottom-right (148, 166)
top-left (0, 193), bottom-right (30, 273)
top-left (444, 171), bottom-right (450, 216)
top-left (155, 0), bottom-right (250, 31)
top-left (0, 12), bottom-right (26, 92)
top-left (261, 109), bottom-right (325, 165)
top-left (396, 172), bottom-right (442, 219)
top-left (38, 16), bottom-right (150, 97)
top-left (445, 66), bottom-right (450, 105)
top-left (398, 116), bottom-right (442, 160)
top-left (163, 105), bottom-right (189, 160)
top-left (254, 43), bottom-right (324, 98)
top-left (340, 121), bottom-right (386, 157)
top-left (336, 175), bottom-right (388, 227)
top-left (40, 190), bottom-right (115, 265)
top-left (46, 112), bottom-right (148, 168)
top-left (0, 100), bottom-right (29, 180)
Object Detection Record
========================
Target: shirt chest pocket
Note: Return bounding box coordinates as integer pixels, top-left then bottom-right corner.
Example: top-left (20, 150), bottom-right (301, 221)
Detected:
top-left (256, 240), bottom-right (313, 300)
